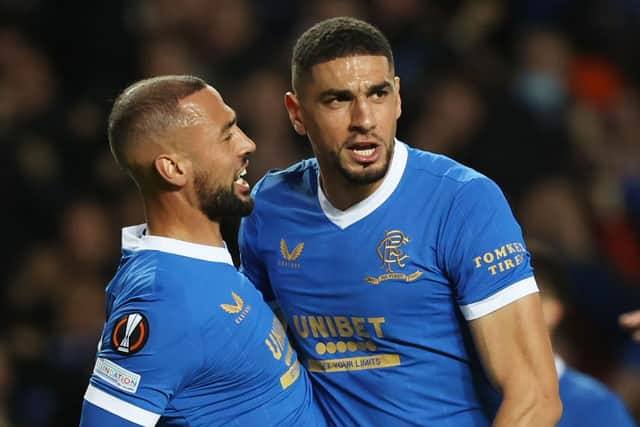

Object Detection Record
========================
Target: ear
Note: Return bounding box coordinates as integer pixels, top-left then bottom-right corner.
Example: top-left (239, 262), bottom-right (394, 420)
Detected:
top-left (284, 91), bottom-right (307, 135)
top-left (154, 154), bottom-right (188, 187)
top-left (394, 76), bottom-right (402, 120)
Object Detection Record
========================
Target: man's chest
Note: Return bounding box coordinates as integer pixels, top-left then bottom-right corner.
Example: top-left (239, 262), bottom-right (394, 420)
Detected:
top-left (259, 216), bottom-right (473, 375)
top-left (262, 216), bottom-right (455, 322)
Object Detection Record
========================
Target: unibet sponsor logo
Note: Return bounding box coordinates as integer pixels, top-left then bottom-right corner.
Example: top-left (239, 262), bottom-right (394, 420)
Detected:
top-left (473, 242), bottom-right (527, 276)
top-left (280, 359), bottom-right (301, 389)
top-left (315, 339), bottom-right (377, 355)
top-left (265, 317), bottom-right (290, 361)
top-left (264, 316), bottom-right (300, 390)
top-left (293, 315), bottom-right (386, 356)
top-left (308, 354), bottom-right (401, 373)
top-left (293, 315), bottom-right (385, 339)
top-left (296, 314), bottom-right (401, 372)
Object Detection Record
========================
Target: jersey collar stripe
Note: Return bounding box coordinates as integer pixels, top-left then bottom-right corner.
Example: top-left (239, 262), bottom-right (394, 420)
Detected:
top-left (318, 139), bottom-right (408, 229)
top-left (459, 276), bottom-right (539, 320)
top-left (554, 354), bottom-right (566, 379)
top-left (84, 383), bottom-right (160, 426)
top-left (122, 224), bottom-right (234, 265)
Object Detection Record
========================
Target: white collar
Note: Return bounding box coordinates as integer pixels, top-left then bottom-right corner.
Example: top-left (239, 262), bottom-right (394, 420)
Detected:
top-left (318, 139), bottom-right (408, 229)
top-left (554, 354), bottom-right (566, 380)
top-left (122, 224), bottom-right (234, 266)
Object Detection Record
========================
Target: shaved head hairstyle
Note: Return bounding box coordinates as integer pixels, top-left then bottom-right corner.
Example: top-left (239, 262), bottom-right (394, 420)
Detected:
top-left (108, 75), bottom-right (207, 179)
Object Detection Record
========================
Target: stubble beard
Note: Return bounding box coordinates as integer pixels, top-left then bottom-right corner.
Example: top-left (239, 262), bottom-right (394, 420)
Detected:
top-left (333, 143), bottom-right (393, 185)
top-left (194, 172), bottom-right (254, 222)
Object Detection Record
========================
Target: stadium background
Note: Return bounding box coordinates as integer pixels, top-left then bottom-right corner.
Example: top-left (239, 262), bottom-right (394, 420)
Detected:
top-left (1, 0), bottom-right (639, 425)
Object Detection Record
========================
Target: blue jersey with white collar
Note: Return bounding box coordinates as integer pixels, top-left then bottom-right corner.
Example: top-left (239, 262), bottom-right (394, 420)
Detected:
top-left (80, 225), bottom-right (325, 427)
top-left (556, 357), bottom-right (637, 427)
top-left (239, 141), bottom-right (537, 426)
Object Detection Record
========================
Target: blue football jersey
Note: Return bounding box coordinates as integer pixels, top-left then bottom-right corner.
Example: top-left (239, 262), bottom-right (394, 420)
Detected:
top-left (556, 357), bottom-right (637, 427)
top-left (239, 141), bottom-right (538, 426)
top-left (81, 225), bottom-right (325, 427)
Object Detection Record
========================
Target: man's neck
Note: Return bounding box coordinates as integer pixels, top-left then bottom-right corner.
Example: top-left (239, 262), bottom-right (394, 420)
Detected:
top-left (319, 173), bottom-right (384, 211)
top-left (144, 197), bottom-right (224, 247)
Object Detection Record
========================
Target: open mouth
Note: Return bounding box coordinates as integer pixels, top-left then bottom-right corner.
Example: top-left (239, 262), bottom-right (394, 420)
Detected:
top-left (234, 168), bottom-right (250, 192)
top-left (347, 143), bottom-right (379, 163)
top-left (352, 145), bottom-right (376, 157)
top-left (235, 168), bottom-right (247, 183)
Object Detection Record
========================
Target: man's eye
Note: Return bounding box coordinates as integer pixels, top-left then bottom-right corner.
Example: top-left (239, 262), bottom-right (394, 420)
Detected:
top-left (224, 132), bottom-right (234, 141)
top-left (372, 89), bottom-right (389, 99)
top-left (326, 95), bottom-right (350, 105)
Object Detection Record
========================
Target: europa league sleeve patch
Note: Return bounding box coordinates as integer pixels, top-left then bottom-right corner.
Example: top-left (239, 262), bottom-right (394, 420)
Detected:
top-left (112, 313), bottom-right (149, 355)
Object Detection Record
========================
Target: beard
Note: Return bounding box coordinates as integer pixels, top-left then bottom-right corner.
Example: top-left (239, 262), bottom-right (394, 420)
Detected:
top-left (195, 172), bottom-right (254, 222)
top-left (333, 144), bottom-right (393, 185)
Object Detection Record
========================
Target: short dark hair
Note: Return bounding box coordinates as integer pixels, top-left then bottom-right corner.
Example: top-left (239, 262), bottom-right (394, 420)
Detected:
top-left (108, 75), bottom-right (207, 174)
top-left (291, 17), bottom-right (394, 93)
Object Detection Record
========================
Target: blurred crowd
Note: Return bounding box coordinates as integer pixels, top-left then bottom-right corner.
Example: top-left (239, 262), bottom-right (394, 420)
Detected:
top-left (1, 0), bottom-right (639, 425)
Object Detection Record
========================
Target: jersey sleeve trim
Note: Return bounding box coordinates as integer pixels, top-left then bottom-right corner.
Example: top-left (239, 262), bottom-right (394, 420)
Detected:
top-left (84, 384), bottom-right (161, 427)
top-left (459, 276), bottom-right (538, 320)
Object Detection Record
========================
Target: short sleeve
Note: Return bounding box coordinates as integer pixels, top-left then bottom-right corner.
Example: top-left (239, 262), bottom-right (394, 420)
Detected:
top-left (239, 186), bottom-right (275, 303)
top-left (85, 292), bottom-right (202, 424)
top-left (440, 177), bottom-right (537, 320)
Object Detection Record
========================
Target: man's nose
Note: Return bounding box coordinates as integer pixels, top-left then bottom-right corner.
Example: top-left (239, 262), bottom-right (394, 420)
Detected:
top-left (239, 129), bottom-right (256, 154)
top-left (349, 97), bottom-right (376, 133)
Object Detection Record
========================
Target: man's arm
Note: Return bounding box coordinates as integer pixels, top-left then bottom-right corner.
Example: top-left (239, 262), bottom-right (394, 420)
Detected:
top-left (80, 389), bottom-right (158, 426)
top-left (469, 292), bottom-right (562, 427)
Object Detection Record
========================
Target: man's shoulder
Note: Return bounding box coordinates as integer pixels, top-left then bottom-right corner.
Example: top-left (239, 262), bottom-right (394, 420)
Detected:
top-left (402, 144), bottom-right (502, 206)
top-left (405, 144), bottom-right (487, 186)
top-left (256, 158), bottom-right (317, 189)
top-left (560, 367), bottom-right (635, 425)
top-left (108, 250), bottom-right (160, 297)
top-left (110, 250), bottom-right (234, 303)
top-left (251, 158), bottom-right (318, 206)
top-left (561, 367), bottom-right (625, 406)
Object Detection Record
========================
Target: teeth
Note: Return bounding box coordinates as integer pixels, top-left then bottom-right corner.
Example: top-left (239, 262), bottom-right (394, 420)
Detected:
top-left (235, 168), bottom-right (248, 185)
top-left (354, 147), bottom-right (375, 157)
